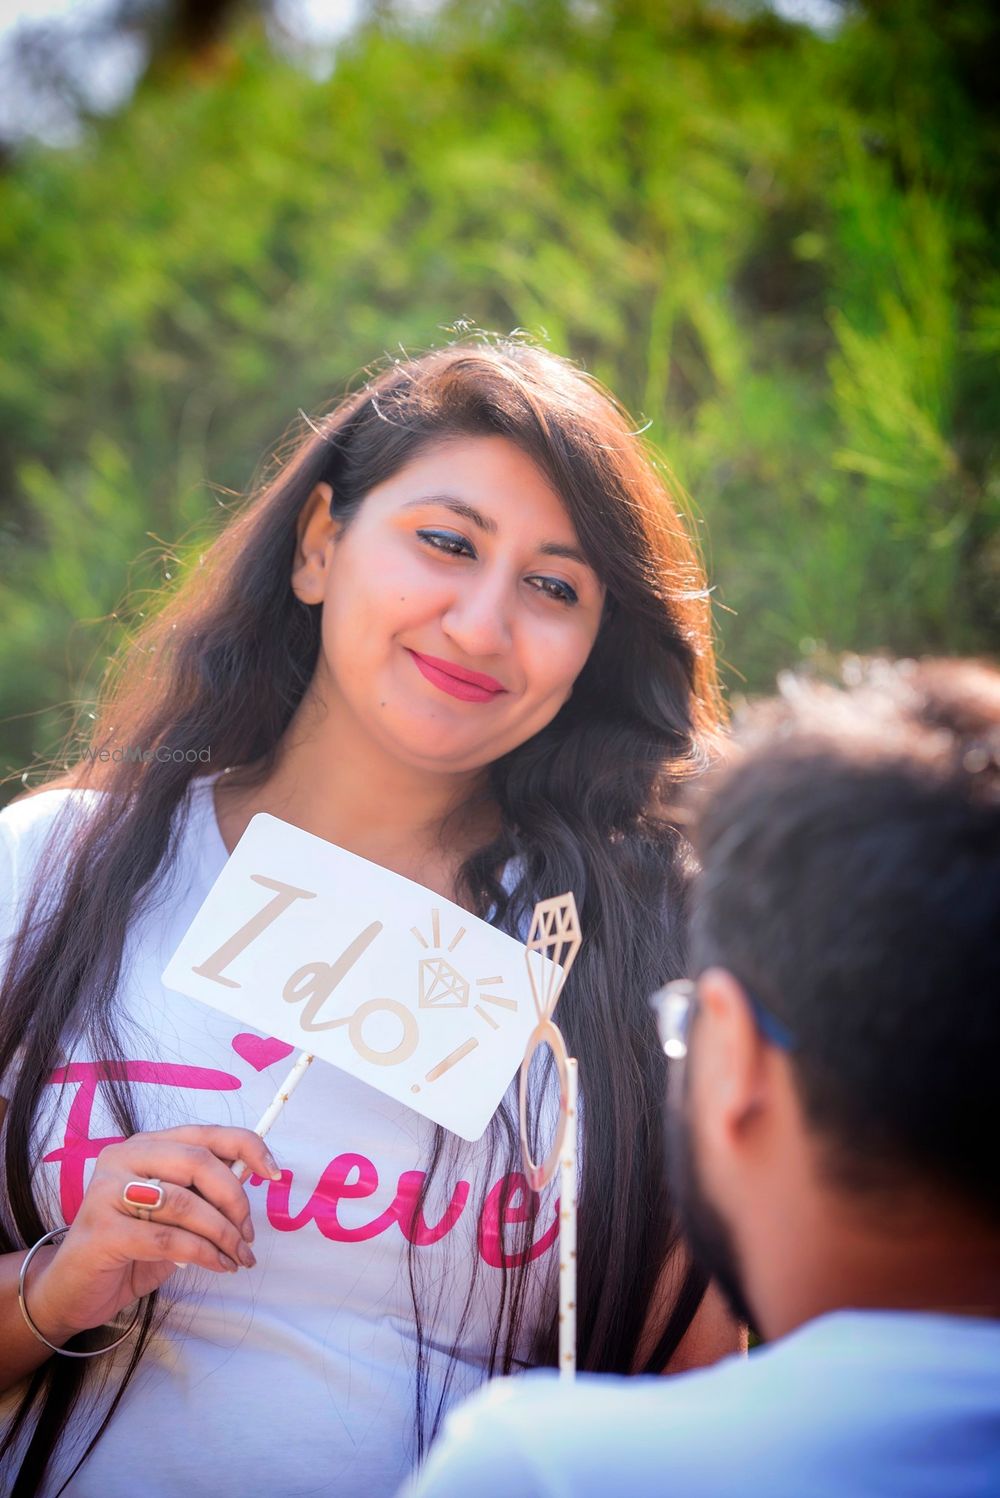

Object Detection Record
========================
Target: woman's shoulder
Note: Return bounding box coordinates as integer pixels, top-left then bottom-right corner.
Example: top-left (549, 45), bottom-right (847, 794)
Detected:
top-left (0, 781), bottom-right (105, 917)
top-left (0, 779), bottom-right (103, 854)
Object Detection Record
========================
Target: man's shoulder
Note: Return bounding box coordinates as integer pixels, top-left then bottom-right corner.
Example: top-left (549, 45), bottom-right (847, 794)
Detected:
top-left (408, 1354), bottom-right (766, 1498)
top-left (409, 1312), bottom-right (1000, 1498)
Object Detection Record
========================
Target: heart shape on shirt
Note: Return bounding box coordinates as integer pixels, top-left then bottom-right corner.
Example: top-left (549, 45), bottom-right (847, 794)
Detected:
top-left (231, 1033), bottom-right (295, 1072)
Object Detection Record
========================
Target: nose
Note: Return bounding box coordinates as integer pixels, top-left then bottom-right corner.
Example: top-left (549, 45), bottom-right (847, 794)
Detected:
top-left (440, 567), bottom-right (514, 661)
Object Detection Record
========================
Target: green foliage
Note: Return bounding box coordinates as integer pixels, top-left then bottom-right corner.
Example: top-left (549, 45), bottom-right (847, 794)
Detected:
top-left (0, 0), bottom-right (996, 790)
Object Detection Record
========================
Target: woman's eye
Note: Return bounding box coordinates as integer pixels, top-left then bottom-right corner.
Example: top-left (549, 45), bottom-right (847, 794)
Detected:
top-left (417, 528), bottom-right (475, 558)
top-left (527, 575), bottom-right (578, 606)
top-left (415, 530), bottom-right (577, 604)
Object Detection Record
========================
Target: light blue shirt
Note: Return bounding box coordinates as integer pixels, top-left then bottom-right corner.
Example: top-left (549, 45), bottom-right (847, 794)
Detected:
top-left (399, 1310), bottom-right (1000, 1497)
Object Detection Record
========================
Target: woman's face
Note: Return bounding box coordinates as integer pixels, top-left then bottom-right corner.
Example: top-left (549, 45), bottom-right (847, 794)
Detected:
top-left (294, 434), bottom-right (606, 775)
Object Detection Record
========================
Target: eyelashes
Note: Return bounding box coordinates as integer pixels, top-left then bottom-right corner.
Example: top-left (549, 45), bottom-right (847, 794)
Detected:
top-left (417, 528), bottom-right (474, 559)
top-left (415, 529), bottom-right (579, 606)
top-left (527, 575), bottom-right (578, 605)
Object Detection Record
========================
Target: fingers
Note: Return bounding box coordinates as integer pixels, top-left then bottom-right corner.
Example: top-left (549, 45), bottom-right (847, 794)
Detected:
top-left (155, 1125), bottom-right (282, 1183)
top-left (94, 1126), bottom-right (282, 1270)
top-left (122, 1178), bottom-right (258, 1269)
top-left (104, 1140), bottom-right (264, 1249)
top-left (77, 1126), bottom-right (285, 1283)
top-left (119, 1216), bottom-right (248, 1277)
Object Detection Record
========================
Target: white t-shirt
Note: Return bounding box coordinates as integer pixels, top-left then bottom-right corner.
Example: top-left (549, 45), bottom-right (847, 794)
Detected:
top-left (402, 1309), bottom-right (1000, 1498)
top-left (0, 772), bottom-right (559, 1497)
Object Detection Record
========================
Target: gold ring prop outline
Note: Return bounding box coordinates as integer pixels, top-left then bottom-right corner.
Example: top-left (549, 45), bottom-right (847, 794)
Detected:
top-left (518, 1017), bottom-right (570, 1192)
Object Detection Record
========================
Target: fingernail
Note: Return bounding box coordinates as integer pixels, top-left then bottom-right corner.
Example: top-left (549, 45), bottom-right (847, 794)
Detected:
top-left (238, 1243), bottom-right (256, 1269)
top-left (264, 1151), bottom-right (281, 1180)
top-left (218, 1251), bottom-right (239, 1272)
top-left (242, 1217), bottom-right (255, 1244)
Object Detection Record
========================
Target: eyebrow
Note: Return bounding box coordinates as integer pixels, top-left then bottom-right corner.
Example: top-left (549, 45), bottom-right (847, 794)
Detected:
top-left (401, 494), bottom-right (591, 568)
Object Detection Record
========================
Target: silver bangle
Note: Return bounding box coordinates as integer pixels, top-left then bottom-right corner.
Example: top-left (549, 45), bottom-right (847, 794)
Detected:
top-left (17, 1227), bottom-right (143, 1358)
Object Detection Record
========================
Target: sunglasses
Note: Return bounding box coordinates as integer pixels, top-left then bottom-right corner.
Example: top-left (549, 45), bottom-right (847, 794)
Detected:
top-left (650, 976), bottom-right (796, 1062)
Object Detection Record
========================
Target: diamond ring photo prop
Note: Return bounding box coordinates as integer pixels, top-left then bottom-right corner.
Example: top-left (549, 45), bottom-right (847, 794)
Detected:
top-left (519, 892), bottom-right (582, 1190)
top-left (518, 891), bottom-right (582, 1379)
top-left (524, 892), bottom-right (582, 1024)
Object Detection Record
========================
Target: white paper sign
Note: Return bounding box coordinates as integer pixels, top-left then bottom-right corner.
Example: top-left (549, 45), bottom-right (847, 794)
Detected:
top-left (161, 813), bottom-right (560, 1141)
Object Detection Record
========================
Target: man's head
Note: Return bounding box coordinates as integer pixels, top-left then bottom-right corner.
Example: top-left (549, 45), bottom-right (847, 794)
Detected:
top-left (661, 656), bottom-right (1000, 1338)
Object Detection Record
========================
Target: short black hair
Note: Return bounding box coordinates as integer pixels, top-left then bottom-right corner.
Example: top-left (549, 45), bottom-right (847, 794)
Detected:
top-left (687, 656), bottom-right (1000, 1219)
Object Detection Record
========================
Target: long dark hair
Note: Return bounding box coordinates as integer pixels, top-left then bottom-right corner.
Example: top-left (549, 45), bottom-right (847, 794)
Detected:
top-left (0, 333), bottom-right (723, 1496)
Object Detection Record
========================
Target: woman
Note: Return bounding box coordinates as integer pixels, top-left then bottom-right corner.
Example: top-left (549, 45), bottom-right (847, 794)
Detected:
top-left (0, 335), bottom-right (737, 1497)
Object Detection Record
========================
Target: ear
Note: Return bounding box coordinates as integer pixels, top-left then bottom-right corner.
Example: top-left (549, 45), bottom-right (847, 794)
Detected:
top-left (291, 482), bottom-right (336, 605)
top-left (693, 967), bottom-right (770, 1151)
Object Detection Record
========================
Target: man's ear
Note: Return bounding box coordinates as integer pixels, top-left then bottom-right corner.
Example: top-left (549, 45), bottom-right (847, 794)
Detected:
top-left (694, 967), bottom-right (770, 1150)
top-left (291, 482), bottom-right (336, 604)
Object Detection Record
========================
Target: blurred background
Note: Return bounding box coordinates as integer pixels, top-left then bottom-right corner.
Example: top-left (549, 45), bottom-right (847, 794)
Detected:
top-left (0, 0), bottom-right (996, 804)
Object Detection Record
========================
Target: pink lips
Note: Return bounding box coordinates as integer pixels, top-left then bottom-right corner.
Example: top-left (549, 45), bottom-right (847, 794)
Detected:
top-left (406, 649), bottom-right (508, 703)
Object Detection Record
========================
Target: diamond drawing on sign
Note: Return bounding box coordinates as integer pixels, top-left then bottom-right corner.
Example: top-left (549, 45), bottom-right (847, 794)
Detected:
top-left (406, 906), bottom-right (518, 1096)
top-left (525, 891), bottom-right (582, 1021)
top-left (412, 907), bottom-right (472, 1010)
top-left (418, 955), bottom-right (470, 1009)
top-left (404, 904), bottom-right (520, 1096)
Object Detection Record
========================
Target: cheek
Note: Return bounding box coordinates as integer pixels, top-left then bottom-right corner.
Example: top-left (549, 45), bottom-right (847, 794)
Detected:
top-left (321, 547), bottom-right (433, 662)
top-left (526, 618), bottom-right (599, 705)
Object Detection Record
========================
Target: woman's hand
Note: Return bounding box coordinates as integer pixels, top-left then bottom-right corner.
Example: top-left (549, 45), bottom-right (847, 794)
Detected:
top-left (23, 1124), bottom-right (281, 1346)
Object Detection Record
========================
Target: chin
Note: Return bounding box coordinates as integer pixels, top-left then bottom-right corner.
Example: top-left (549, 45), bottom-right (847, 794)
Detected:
top-left (373, 711), bottom-right (495, 774)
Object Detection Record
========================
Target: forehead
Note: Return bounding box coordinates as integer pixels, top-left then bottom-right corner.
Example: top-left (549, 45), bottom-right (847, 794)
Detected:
top-left (362, 434), bottom-right (578, 536)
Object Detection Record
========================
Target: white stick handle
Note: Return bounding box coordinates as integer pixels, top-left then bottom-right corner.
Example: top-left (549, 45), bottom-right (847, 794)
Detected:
top-left (230, 1051), bottom-right (315, 1179)
top-left (559, 1057), bottom-right (578, 1379)
top-left (171, 1051), bottom-right (315, 1267)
